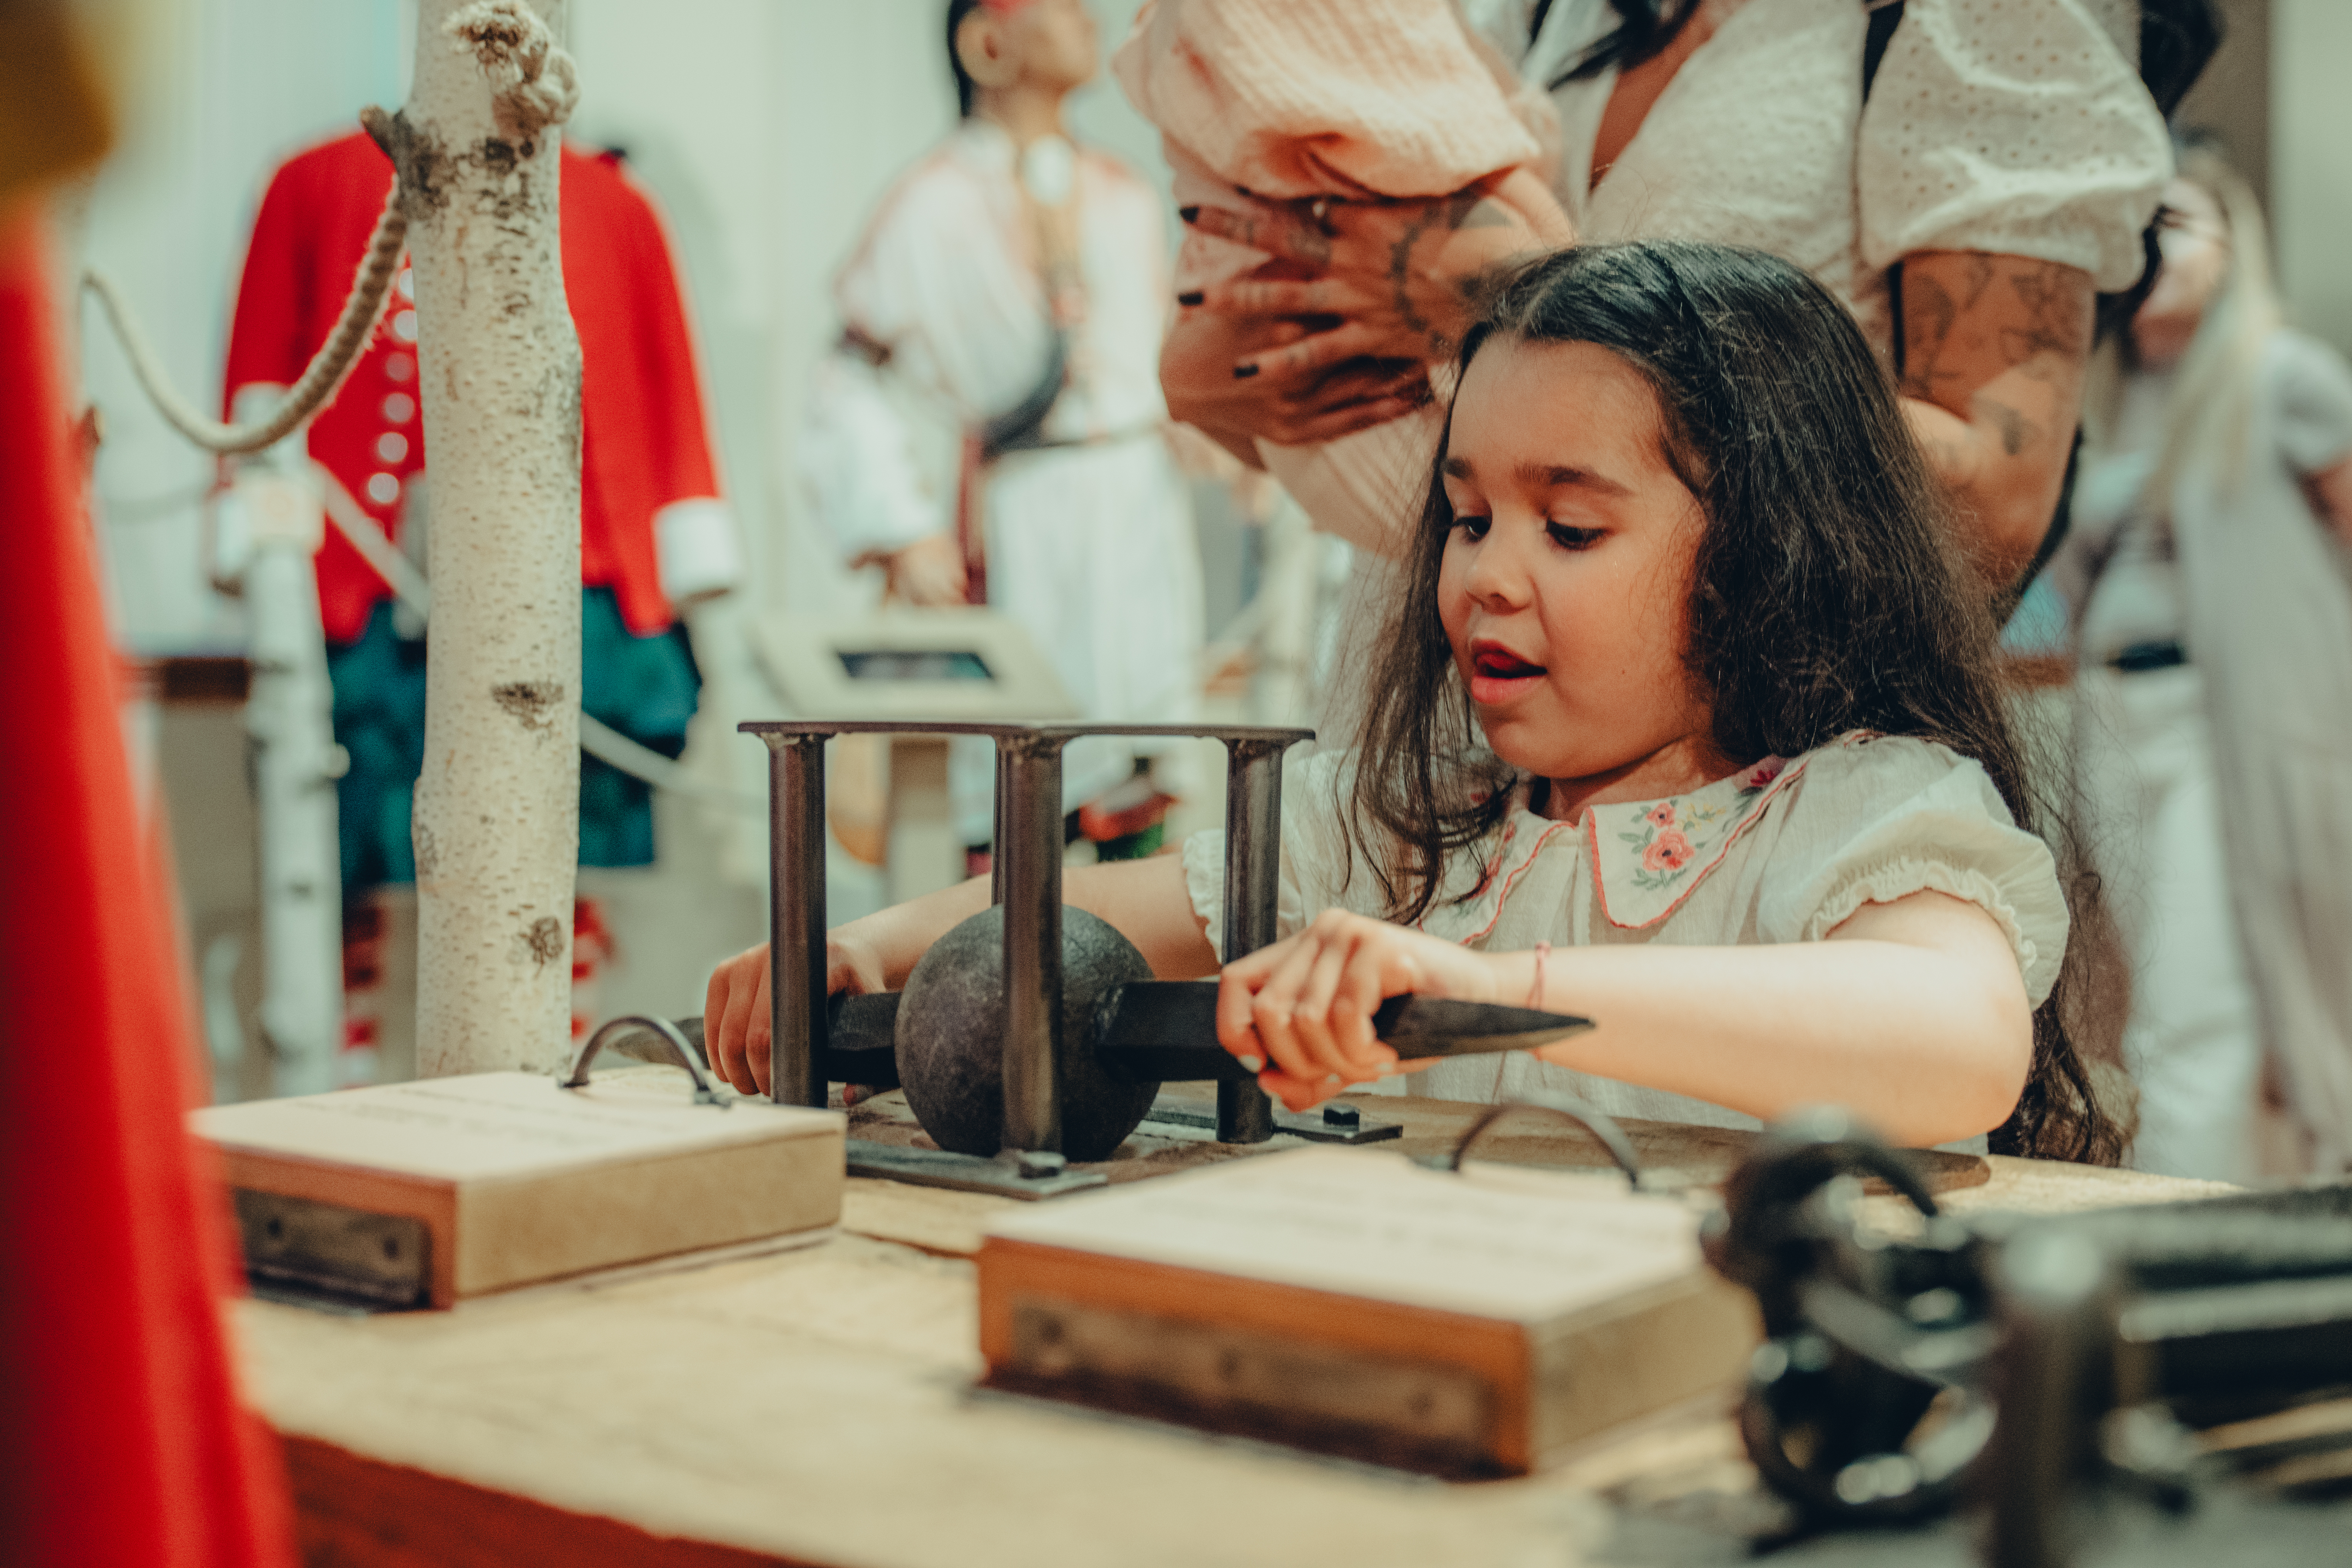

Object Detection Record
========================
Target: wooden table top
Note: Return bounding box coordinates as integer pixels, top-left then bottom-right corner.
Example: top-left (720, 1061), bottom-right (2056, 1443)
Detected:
top-left (234, 1090), bottom-right (2231, 1568)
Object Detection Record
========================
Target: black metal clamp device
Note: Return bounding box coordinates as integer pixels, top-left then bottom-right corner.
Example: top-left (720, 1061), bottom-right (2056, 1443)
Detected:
top-left (741, 720), bottom-right (1315, 1196)
top-left (1704, 1109), bottom-right (2352, 1564)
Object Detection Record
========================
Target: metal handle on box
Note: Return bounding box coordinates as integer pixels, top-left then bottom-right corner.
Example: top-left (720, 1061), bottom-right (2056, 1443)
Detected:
top-left (1448, 1093), bottom-right (1645, 1188)
top-left (562, 1015), bottom-right (728, 1106)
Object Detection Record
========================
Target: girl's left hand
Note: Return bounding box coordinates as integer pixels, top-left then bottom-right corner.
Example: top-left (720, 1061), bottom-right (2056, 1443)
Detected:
top-left (1215, 910), bottom-right (1500, 1110)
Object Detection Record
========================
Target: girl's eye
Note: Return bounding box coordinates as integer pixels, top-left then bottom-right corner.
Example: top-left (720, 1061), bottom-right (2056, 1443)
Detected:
top-left (1452, 513), bottom-right (1492, 541)
top-left (1546, 522), bottom-right (1604, 551)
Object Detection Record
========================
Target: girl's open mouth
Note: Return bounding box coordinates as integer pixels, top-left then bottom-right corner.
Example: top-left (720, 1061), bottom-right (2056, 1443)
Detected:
top-left (1468, 643), bottom-right (1547, 706)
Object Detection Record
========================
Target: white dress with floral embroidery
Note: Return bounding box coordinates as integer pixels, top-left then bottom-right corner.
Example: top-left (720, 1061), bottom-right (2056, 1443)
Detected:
top-left (1180, 733), bottom-right (2068, 1139)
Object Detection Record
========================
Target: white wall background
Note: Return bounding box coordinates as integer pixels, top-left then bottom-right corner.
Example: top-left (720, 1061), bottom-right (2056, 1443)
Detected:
top-left (2271, 0), bottom-right (2352, 355)
top-left (77, 0), bottom-right (1163, 658)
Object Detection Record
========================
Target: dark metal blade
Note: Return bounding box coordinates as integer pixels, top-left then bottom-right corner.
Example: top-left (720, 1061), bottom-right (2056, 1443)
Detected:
top-left (804, 984), bottom-right (1592, 1089)
top-left (820, 991), bottom-right (902, 1089)
top-left (1089, 980), bottom-right (1592, 1082)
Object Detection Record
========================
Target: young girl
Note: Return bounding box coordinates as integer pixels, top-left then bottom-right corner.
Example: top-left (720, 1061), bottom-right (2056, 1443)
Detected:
top-left (707, 241), bottom-right (2113, 1161)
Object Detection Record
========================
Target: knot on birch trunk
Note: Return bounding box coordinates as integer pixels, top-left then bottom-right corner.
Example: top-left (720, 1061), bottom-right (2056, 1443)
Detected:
top-left (446, 0), bottom-right (579, 141)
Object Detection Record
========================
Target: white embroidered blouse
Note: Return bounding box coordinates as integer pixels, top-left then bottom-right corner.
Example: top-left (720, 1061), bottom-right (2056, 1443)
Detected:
top-left (1179, 733), bottom-right (2068, 1134)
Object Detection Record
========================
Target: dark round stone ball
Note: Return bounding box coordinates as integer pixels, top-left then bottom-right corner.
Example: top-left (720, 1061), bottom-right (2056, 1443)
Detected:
top-left (895, 904), bottom-right (1160, 1162)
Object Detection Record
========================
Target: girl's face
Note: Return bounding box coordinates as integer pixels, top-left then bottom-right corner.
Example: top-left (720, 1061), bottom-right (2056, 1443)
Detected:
top-left (1438, 337), bottom-right (1718, 794)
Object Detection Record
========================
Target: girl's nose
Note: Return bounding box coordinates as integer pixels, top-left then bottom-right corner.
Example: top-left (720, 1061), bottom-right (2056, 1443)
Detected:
top-left (1462, 521), bottom-right (1536, 609)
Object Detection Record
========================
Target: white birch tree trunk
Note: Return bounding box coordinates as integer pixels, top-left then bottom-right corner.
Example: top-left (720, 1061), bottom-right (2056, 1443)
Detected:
top-left (392, 0), bottom-right (583, 1076)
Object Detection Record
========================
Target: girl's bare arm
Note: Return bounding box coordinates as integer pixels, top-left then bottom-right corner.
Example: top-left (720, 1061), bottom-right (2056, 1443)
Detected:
top-left (1221, 891), bottom-right (2034, 1149)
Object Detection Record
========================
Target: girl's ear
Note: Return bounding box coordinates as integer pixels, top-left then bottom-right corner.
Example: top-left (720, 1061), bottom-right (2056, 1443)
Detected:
top-left (956, 13), bottom-right (1019, 91)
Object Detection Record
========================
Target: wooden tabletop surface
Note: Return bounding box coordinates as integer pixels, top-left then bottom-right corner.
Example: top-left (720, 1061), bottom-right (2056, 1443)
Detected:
top-left (234, 1089), bottom-right (2231, 1568)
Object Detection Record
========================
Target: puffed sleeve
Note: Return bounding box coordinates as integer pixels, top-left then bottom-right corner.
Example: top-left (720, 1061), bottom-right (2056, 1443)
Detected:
top-left (1757, 737), bottom-right (2069, 1006)
top-left (1856, 0), bottom-right (2170, 290)
top-left (1181, 748), bottom-right (1363, 954)
top-left (2270, 331), bottom-right (2352, 478)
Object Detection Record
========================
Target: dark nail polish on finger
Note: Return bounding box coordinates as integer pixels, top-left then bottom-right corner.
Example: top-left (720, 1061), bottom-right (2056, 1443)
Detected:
top-left (1178, 206), bottom-right (1200, 224)
top-left (1176, 290), bottom-right (1204, 306)
top-left (1233, 363), bottom-right (1260, 379)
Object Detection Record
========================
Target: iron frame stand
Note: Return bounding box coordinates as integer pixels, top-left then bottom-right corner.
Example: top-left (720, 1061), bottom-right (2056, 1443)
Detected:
top-left (741, 720), bottom-right (1330, 1198)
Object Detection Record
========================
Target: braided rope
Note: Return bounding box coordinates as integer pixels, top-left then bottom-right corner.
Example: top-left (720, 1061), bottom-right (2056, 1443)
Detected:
top-left (82, 179), bottom-right (408, 456)
top-left (85, 3), bottom-right (578, 459)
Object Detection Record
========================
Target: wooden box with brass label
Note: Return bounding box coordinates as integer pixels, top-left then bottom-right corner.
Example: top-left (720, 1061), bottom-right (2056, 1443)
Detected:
top-left (193, 1063), bottom-right (843, 1309)
top-left (977, 1146), bottom-right (1758, 1475)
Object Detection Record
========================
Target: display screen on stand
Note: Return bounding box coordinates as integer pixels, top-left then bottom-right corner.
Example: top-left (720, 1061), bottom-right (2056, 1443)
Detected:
top-left (837, 650), bottom-right (994, 683)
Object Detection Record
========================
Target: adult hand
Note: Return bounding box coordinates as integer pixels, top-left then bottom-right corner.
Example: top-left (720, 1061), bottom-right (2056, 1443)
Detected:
top-left (1183, 168), bottom-right (1573, 379)
top-left (1161, 298), bottom-right (1428, 455)
top-left (1213, 910), bottom-right (1496, 1110)
top-left (703, 931), bottom-right (888, 1097)
top-left (881, 532), bottom-right (968, 607)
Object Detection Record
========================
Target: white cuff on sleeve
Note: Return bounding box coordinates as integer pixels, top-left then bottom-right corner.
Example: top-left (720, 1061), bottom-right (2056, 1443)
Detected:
top-left (655, 497), bottom-right (744, 607)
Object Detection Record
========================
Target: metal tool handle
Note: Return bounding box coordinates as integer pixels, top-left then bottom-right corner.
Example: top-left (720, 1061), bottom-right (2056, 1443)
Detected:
top-left (562, 1016), bottom-right (727, 1106)
top-left (1215, 733), bottom-right (1309, 1142)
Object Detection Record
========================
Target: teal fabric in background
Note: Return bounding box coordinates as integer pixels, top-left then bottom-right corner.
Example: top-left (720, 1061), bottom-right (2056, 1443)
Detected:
top-left (326, 587), bottom-right (700, 891)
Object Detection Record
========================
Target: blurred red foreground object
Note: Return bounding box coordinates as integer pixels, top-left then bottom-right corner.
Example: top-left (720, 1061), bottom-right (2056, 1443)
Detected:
top-left (0, 209), bottom-right (295, 1568)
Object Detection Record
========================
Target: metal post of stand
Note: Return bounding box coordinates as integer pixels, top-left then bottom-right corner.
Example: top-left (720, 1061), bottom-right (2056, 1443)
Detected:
top-left (996, 732), bottom-right (1066, 1154)
top-left (990, 742), bottom-right (1009, 906)
top-left (1215, 734), bottom-right (1307, 1142)
top-left (762, 732), bottom-right (829, 1108)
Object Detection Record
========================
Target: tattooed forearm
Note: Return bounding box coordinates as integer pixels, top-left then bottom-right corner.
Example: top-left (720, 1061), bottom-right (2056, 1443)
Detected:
top-left (1997, 261), bottom-right (2090, 366)
top-left (1894, 251), bottom-right (2094, 582)
top-left (1901, 274), bottom-right (1962, 402)
top-left (1973, 395), bottom-right (2042, 458)
top-left (1385, 189), bottom-right (1487, 357)
top-left (1898, 253), bottom-right (2092, 412)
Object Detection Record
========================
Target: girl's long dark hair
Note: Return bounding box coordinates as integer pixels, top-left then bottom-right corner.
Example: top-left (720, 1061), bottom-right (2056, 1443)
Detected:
top-left (1348, 241), bottom-right (2122, 1164)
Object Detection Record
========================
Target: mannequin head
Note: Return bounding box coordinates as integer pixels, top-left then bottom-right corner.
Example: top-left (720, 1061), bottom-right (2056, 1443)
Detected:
top-left (947, 0), bottom-right (1099, 120)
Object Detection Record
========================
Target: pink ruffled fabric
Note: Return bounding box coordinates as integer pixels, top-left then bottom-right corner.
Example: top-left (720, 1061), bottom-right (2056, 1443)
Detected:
top-left (1110, 0), bottom-right (1541, 200)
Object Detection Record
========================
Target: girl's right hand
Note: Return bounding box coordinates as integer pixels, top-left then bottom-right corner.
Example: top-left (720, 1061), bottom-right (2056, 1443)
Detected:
top-left (1215, 910), bottom-right (1499, 1111)
top-left (703, 932), bottom-right (888, 1097)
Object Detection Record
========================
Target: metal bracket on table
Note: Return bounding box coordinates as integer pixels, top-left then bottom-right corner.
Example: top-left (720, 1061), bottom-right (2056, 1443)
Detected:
top-left (742, 719), bottom-right (1311, 1197)
top-left (231, 1188), bottom-right (431, 1313)
top-left (1135, 1094), bottom-right (1404, 1146)
top-left (844, 1138), bottom-right (1108, 1200)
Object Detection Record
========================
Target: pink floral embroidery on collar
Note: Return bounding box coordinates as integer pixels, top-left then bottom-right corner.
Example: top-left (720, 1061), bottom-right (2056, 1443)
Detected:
top-left (1587, 754), bottom-right (1809, 930)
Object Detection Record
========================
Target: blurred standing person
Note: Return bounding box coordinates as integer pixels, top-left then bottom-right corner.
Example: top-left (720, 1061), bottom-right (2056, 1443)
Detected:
top-left (2060, 142), bottom-right (2352, 1179)
top-left (802, 0), bottom-right (1203, 867)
